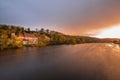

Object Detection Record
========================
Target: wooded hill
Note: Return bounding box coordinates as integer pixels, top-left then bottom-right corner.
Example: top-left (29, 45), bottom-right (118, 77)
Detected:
top-left (0, 24), bottom-right (120, 50)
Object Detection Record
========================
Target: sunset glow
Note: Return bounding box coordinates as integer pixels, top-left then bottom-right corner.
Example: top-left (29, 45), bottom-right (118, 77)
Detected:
top-left (94, 24), bottom-right (120, 38)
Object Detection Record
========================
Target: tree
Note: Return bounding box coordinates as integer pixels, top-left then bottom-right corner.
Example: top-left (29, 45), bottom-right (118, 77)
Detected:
top-left (21, 27), bottom-right (24, 33)
top-left (15, 36), bottom-right (23, 48)
top-left (46, 29), bottom-right (49, 34)
top-left (10, 33), bottom-right (17, 47)
top-left (49, 32), bottom-right (67, 45)
top-left (40, 28), bottom-right (45, 34)
top-left (70, 38), bottom-right (77, 44)
top-left (16, 27), bottom-right (21, 36)
top-left (36, 28), bottom-right (38, 32)
top-left (11, 26), bottom-right (16, 30)
top-left (0, 25), bottom-right (9, 30)
top-left (27, 28), bottom-right (30, 33)
top-left (0, 30), bottom-right (9, 50)
top-left (66, 38), bottom-right (77, 44)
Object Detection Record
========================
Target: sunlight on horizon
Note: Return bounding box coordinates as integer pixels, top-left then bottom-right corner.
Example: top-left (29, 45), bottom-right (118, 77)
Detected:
top-left (93, 24), bottom-right (120, 38)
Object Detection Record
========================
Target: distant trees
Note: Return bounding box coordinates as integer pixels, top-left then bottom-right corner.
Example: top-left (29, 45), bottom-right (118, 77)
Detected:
top-left (21, 27), bottom-right (25, 33)
top-left (27, 28), bottom-right (30, 33)
top-left (50, 33), bottom-right (67, 45)
top-left (0, 24), bottom-right (9, 30)
top-left (39, 28), bottom-right (45, 34)
top-left (11, 26), bottom-right (16, 30)
top-left (47, 31), bottom-right (78, 45)
top-left (16, 27), bottom-right (24, 33)
top-left (1, 24), bottom-right (109, 50)
top-left (113, 40), bottom-right (120, 44)
top-left (66, 38), bottom-right (77, 44)
top-left (24, 28), bottom-right (30, 33)
top-left (0, 24), bottom-right (80, 50)
top-left (46, 29), bottom-right (49, 34)
top-left (36, 28), bottom-right (38, 32)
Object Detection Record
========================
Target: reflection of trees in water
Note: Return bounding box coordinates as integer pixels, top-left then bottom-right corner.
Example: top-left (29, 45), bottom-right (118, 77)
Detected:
top-left (0, 43), bottom-right (120, 80)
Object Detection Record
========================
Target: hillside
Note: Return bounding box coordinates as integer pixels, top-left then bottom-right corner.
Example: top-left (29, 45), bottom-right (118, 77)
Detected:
top-left (0, 24), bottom-right (120, 50)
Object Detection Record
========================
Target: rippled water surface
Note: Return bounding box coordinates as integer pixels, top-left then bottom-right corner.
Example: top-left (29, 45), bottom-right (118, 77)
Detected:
top-left (0, 43), bottom-right (120, 80)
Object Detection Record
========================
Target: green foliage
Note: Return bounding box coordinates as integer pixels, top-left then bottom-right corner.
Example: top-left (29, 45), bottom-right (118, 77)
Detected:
top-left (49, 33), bottom-right (66, 45)
top-left (39, 28), bottom-right (45, 34)
top-left (0, 24), bottom-right (9, 30)
top-left (46, 29), bottom-right (49, 34)
top-left (66, 38), bottom-right (77, 44)
top-left (37, 34), bottom-right (50, 47)
top-left (0, 30), bottom-right (9, 50)
top-left (27, 28), bottom-right (30, 33)
top-left (1, 24), bottom-right (112, 50)
top-left (8, 34), bottom-right (23, 48)
top-left (38, 41), bottom-right (46, 47)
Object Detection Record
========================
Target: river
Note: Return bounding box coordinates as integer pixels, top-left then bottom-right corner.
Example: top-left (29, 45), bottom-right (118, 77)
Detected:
top-left (0, 43), bottom-right (120, 80)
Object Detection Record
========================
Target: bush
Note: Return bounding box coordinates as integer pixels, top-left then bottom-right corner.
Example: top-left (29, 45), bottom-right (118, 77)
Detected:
top-left (38, 41), bottom-right (46, 47)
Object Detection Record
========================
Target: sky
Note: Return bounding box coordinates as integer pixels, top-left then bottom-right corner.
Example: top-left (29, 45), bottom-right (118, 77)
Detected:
top-left (0, 0), bottom-right (120, 36)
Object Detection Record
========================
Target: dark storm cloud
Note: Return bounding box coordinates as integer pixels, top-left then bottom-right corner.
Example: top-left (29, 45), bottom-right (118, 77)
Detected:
top-left (0, 0), bottom-right (120, 35)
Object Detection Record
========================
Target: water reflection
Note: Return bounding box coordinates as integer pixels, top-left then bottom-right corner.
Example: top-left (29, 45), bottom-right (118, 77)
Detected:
top-left (0, 43), bottom-right (120, 80)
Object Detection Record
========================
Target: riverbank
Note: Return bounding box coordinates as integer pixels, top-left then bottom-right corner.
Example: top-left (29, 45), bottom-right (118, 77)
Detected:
top-left (1, 24), bottom-right (120, 50)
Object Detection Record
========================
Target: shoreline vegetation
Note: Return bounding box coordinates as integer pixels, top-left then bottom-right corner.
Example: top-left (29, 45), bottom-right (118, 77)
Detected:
top-left (0, 24), bottom-right (120, 50)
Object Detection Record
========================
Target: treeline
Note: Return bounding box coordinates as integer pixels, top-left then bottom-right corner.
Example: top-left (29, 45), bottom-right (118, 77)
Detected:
top-left (0, 24), bottom-right (80, 50)
top-left (0, 24), bottom-right (24, 50)
top-left (0, 24), bottom-right (91, 50)
top-left (1, 24), bottom-right (120, 50)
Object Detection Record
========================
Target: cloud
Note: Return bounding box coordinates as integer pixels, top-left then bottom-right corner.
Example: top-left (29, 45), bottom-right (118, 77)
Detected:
top-left (0, 0), bottom-right (120, 35)
top-left (60, 0), bottom-right (120, 35)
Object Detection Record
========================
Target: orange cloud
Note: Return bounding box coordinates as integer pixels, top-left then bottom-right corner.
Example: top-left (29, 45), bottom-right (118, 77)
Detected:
top-left (60, 0), bottom-right (120, 36)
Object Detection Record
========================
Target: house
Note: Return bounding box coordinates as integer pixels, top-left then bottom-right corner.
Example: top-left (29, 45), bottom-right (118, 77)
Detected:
top-left (19, 33), bottom-right (38, 45)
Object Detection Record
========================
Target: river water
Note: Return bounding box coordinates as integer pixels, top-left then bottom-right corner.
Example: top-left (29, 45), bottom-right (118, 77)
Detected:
top-left (0, 43), bottom-right (120, 80)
